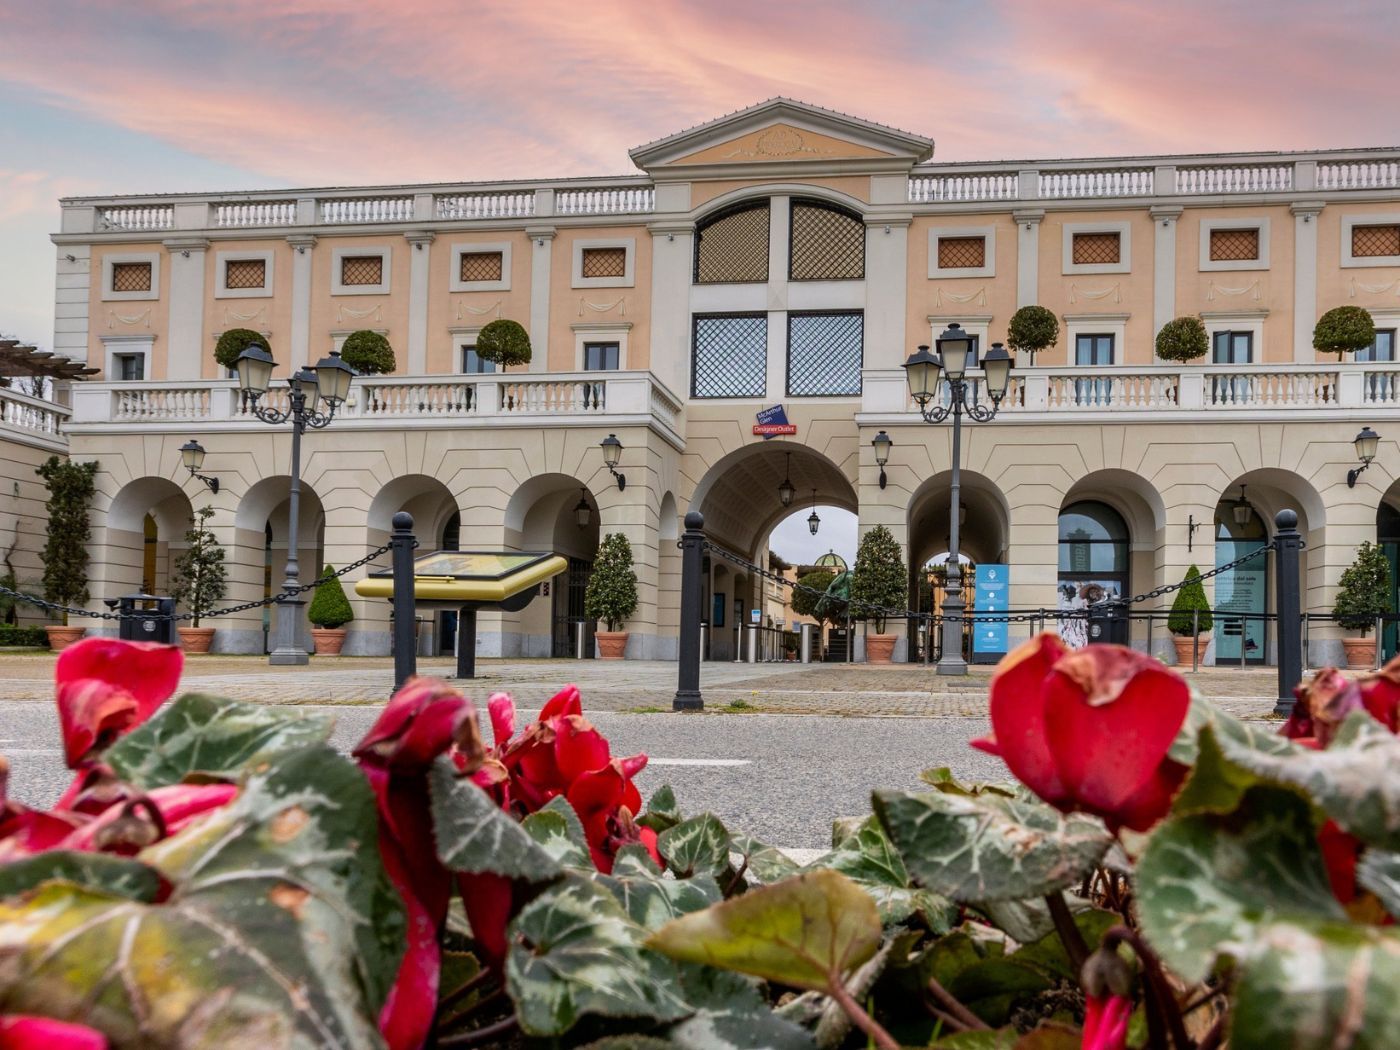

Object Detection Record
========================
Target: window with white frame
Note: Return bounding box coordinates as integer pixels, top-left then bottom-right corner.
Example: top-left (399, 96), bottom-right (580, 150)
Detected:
top-left (460, 345), bottom-right (496, 373)
top-left (1342, 215), bottom-right (1400, 267)
top-left (583, 342), bottom-right (620, 371)
top-left (450, 242), bottom-right (511, 292)
top-left (1063, 314), bottom-right (1128, 366)
top-left (1062, 222), bottom-right (1131, 275)
top-left (101, 253), bottom-right (160, 302)
top-left (929, 227), bottom-right (995, 278)
top-left (1358, 328), bottom-right (1396, 363)
top-left (331, 247), bottom-right (391, 295)
top-left (100, 335), bottom-right (153, 380)
top-left (215, 250), bottom-right (274, 297)
top-left (1199, 219), bottom-right (1269, 272)
top-left (572, 239), bottom-right (635, 289)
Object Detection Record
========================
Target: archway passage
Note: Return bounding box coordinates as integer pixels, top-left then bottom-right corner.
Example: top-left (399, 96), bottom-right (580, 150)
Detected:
top-left (104, 477), bottom-right (195, 604)
top-left (367, 475), bottom-right (460, 655)
top-left (504, 474), bottom-right (600, 658)
top-left (236, 476), bottom-right (325, 655)
top-left (1056, 501), bottom-right (1130, 650)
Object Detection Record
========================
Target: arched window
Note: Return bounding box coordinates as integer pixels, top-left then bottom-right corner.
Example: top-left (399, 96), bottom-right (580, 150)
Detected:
top-left (694, 200), bottom-right (769, 284)
top-left (1057, 502), bottom-right (1129, 646)
top-left (1214, 491), bottom-right (1268, 664)
top-left (789, 199), bottom-right (864, 280)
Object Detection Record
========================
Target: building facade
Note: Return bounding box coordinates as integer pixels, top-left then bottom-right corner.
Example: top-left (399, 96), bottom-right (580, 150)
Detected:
top-left (48, 99), bottom-right (1400, 665)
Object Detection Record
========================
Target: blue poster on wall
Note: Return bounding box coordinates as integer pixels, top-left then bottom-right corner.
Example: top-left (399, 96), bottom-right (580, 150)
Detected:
top-left (972, 564), bottom-right (1010, 660)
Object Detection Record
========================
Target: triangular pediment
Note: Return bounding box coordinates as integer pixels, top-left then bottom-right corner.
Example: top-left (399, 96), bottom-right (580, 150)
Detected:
top-left (630, 98), bottom-right (933, 174)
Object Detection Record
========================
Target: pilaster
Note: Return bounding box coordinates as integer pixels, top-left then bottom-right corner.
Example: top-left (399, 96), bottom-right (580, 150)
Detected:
top-left (1150, 205), bottom-right (1183, 355)
top-left (162, 237), bottom-right (209, 380)
top-left (405, 231), bottom-right (435, 375)
top-left (649, 223), bottom-right (695, 397)
top-left (865, 217), bottom-right (911, 368)
top-left (1292, 202), bottom-right (1325, 362)
top-left (1013, 209), bottom-right (1044, 310)
top-left (286, 235), bottom-right (316, 371)
top-left (526, 226), bottom-right (555, 373)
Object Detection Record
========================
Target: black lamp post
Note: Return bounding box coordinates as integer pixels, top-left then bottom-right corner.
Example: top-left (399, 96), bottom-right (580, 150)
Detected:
top-left (902, 323), bottom-right (1013, 676)
top-left (600, 434), bottom-right (626, 490)
top-left (235, 345), bottom-right (355, 666)
top-left (1349, 426), bottom-right (1379, 488)
top-left (179, 439), bottom-right (219, 493)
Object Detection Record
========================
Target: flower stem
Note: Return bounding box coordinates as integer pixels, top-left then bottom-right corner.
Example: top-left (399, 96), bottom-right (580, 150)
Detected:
top-left (1046, 891), bottom-right (1089, 974)
top-left (436, 1014), bottom-right (518, 1047)
top-left (827, 976), bottom-right (901, 1050)
top-left (1104, 926), bottom-right (1191, 1050)
top-left (926, 975), bottom-right (989, 1030)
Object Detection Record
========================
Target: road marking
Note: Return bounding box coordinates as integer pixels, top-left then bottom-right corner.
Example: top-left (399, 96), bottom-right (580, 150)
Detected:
top-left (647, 758), bottom-right (751, 767)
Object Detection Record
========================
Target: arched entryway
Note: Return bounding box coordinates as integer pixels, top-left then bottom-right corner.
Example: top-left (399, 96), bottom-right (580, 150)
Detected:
top-left (1056, 501), bottom-right (1130, 649)
top-left (503, 474), bottom-right (600, 658)
top-left (366, 475), bottom-right (460, 655)
top-left (103, 477), bottom-right (195, 603)
top-left (235, 476), bottom-right (326, 655)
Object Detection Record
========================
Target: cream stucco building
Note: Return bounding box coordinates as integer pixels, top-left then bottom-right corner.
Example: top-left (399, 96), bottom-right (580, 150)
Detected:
top-left (36, 98), bottom-right (1400, 666)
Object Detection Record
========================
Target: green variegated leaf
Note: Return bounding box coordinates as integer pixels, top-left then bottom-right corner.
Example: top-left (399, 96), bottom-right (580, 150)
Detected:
top-left (658, 814), bottom-right (730, 879)
top-left (428, 757), bottom-right (561, 881)
top-left (1136, 785), bottom-right (1344, 983)
top-left (670, 963), bottom-right (815, 1050)
top-left (919, 768), bottom-right (1017, 798)
top-left (1357, 850), bottom-right (1400, 919)
top-left (1168, 692), bottom-right (1296, 767)
top-left (637, 783), bottom-right (682, 834)
top-left (1170, 723), bottom-right (1266, 817)
top-left (0, 851), bottom-right (163, 903)
top-left (105, 692), bottom-right (331, 787)
top-left (1215, 712), bottom-right (1400, 850)
top-left (523, 797), bottom-right (593, 870)
top-left (974, 896), bottom-right (1104, 949)
top-left (730, 834), bottom-right (801, 886)
top-left (646, 870), bottom-right (881, 992)
top-left (807, 816), bottom-right (957, 928)
top-left (873, 789), bottom-right (1112, 903)
top-left (505, 875), bottom-right (690, 1036)
top-left (597, 847), bottom-right (722, 929)
top-left (1229, 920), bottom-right (1400, 1050)
top-left (0, 745), bottom-right (402, 1047)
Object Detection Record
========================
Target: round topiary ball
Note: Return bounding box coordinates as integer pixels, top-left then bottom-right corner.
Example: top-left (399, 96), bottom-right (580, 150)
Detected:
top-left (1313, 305), bottom-right (1376, 357)
top-left (1006, 305), bottom-right (1059, 360)
top-left (214, 328), bottom-right (270, 371)
top-left (339, 330), bottom-right (396, 375)
top-left (476, 319), bottom-right (532, 367)
top-left (1155, 316), bottom-right (1209, 363)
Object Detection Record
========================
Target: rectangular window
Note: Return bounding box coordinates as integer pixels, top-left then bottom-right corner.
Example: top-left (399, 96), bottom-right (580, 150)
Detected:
top-left (583, 342), bottom-right (620, 371)
top-left (111, 262), bottom-right (152, 293)
top-left (580, 247), bottom-right (627, 279)
top-left (937, 236), bottom-right (986, 270)
top-left (1357, 329), bottom-right (1396, 363)
top-left (459, 251), bottom-right (503, 283)
top-left (341, 255), bottom-right (384, 286)
top-left (1071, 232), bottom-right (1120, 266)
top-left (787, 311), bottom-right (863, 396)
top-left (460, 346), bottom-right (495, 373)
top-left (1073, 334), bottom-right (1114, 405)
top-left (224, 258), bottom-right (267, 290)
top-left (692, 313), bottom-right (767, 398)
top-left (1209, 228), bottom-right (1260, 262)
top-left (1353, 224), bottom-right (1400, 258)
top-left (1212, 331), bottom-right (1254, 364)
top-left (114, 353), bottom-right (144, 381)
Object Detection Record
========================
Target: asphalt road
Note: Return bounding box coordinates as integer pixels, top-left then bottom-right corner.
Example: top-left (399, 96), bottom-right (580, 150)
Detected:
top-left (0, 703), bottom-right (1007, 850)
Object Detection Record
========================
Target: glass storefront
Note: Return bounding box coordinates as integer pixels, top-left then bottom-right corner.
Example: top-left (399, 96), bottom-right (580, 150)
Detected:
top-left (1057, 501), bottom-right (1128, 649)
top-left (1214, 497), bottom-right (1268, 665)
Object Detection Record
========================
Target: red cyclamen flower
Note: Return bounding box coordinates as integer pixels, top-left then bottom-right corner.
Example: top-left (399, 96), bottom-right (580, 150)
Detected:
top-left (54, 638), bottom-right (183, 768)
top-left (1081, 994), bottom-right (1131, 1050)
top-left (973, 634), bottom-right (1190, 832)
top-left (0, 1015), bottom-right (109, 1049)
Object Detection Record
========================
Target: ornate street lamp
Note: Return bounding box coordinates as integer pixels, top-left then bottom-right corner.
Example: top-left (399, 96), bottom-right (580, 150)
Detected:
top-left (807, 490), bottom-right (820, 536)
top-left (235, 345), bottom-right (355, 666)
top-left (778, 452), bottom-right (795, 508)
top-left (902, 324), bottom-right (1013, 676)
top-left (1231, 484), bottom-right (1253, 528)
top-left (600, 434), bottom-right (626, 490)
top-left (179, 439), bottom-right (219, 494)
top-left (872, 430), bottom-right (893, 490)
top-left (1349, 426), bottom-right (1380, 488)
top-left (575, 489), bottom-right (592, 528)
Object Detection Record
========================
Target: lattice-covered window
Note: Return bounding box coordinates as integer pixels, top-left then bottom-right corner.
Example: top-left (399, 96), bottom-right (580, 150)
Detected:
top-left (581, 247), bottom-right (627, 279)
top-left (341, 255), bottom-right (383, 286)
top-left (695, 201), bottom-right (769, 283)
top-left (938, 236), bottom-right (985, 270)
top-left (1353, 224), bottom-right (1400, 258)
top-left (1071, 233), bottom-right (1120, 266)
top-left (459, 251), bottom-right (503, 283)
top-left (789, 200), bottom-right (864, 280)
top-left (787, 312), bottom-right (863, 397)
top-left (1209, 228), bottom-right (1260, 262)
top-left (224, 258), bottom-right (266, 289)
top-left (111, 262), bottom-right (152, 293)
top-left (692, 314), bottom-right (767, 398)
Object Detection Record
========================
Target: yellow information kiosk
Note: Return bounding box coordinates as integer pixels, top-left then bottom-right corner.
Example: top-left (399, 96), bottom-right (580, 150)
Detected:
top-left (355, 551), bottom-right (567, 678)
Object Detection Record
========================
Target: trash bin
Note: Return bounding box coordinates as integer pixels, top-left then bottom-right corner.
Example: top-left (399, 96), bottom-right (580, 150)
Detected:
top-left (1087, 599), bottom-right (1129, 646)
top-left (117, 592), bottom-right (175, 645)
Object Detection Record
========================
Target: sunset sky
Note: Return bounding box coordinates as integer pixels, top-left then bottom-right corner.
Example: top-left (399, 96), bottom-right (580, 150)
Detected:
top-left (2, 0), bottom-right (1398, 354)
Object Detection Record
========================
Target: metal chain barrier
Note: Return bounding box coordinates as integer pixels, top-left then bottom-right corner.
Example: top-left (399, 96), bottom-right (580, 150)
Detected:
top-left (0, 541), bottom-right (402, 624)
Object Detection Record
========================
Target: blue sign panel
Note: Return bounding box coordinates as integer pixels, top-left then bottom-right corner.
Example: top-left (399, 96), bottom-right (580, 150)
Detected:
top-left (972, 563), bottom-right (1010, 657)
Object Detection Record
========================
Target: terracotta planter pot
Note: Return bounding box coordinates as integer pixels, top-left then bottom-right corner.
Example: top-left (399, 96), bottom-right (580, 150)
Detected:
top-left (311, 628), bottom-right (348, 656)
top-left (596, 630), bottom-right (628, 659)
top-left (1171, 633), bottom-right (1208, 668)
top-left (44, 625), bottom-right (85, 651)
top-left (177, 627), bottom-right (215, 654)
top-left (866, 633), bottom-right (897, 664)
top-left (1342, 636), bottom-right (1377, 670)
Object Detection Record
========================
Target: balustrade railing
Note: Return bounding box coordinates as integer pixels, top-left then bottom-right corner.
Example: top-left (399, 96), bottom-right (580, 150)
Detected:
top-left (909, 172), bottom-right (1018, 203)
top-left (215, 201), bottom-right (297, 227)
top-left (1205, 368), bottom-right (1337, 408)
top-left (1317, 160), bottom-right (1400, 191)
top-left (1039, 168), bottom-right (1154, 198)
top-left (114, 385), bottom-right (213, 422)
top-left (1045, 372), bottom-right (1178, 410)
top-left (0, 387), bottom-right (69, 437)
top-left (498, 377), bottom-right (607, 414)
top-left (98, 205), bottom-right (173, 231)
top-left (435, 191), bottom-right (535, 220)
top-left (556, 186), bottom-right (655, 215)
top-left (1175, 164), bottom-right (1294, 194)
top-left (319, 196), bottom-right (415, 224)
top-left (360, 380), bottom-right (478, 415)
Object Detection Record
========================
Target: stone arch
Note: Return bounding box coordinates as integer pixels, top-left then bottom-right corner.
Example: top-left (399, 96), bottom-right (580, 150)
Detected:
top-left (233, 476), bottom-right (326, 656)
top-left (102, 477), bottom-right (195, 600)
top-left (691, 182), bottom-right (869, 224)
top-left (906, 469), bottom-right (1011, 569)
top-left (367, 474), bottom-right (458, 549)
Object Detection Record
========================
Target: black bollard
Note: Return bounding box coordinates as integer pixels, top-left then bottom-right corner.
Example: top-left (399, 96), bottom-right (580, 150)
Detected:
top-left (390, 511), bottom-right (417, 693)
top-left (1273, 509), bottom-right (1303, 716)
top-left (674, 510), bottom-right (705, 711)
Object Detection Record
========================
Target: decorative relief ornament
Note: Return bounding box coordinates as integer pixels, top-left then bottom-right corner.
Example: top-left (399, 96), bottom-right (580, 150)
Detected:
top-left (578, 296), bottom-right (627, 316)
top-left (1069, 283), bottom-right (1122, 304)
top-left (1206, 280), bottom-right (1262, 302)
top-left (106, 308), bottom-right (151, 328)
top-left (455, 299), bottom-right (503, 320)
top-left (336, 303), bottom-right (384, 323)
top-left (933, 286), bottom-right (988, 308)
top-left (1349, 277), bottom-right (1400, 298)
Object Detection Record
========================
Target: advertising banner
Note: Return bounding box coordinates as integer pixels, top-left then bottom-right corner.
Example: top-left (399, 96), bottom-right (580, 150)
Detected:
top-left (753, 404), bottom-right (797, 437)
top-left (972, 563), bottom-right (1010, 660)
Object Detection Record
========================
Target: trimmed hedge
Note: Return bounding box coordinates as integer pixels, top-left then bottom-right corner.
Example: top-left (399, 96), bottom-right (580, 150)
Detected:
top-left (0, 625), bottom-right (48, 648)
top-left (1335, 541), bottom-right (1393, 634)
top-left (339, 331), bottom-right (396, 375)
top-left (476, 319), bottom-right (532, 367)
top-left (215, 328), bottom-right (270, 371)
top-left (308, 566), bottom-right (355, 629)
top-left (1006, 305), bottom-right (1059, 360)
top-left (1313, 305), bottom-right (1376, 357)
top-left (1167, 565), bottom-right (1213, 636)
top-left (1155, 316), bottom-right (1209, 362)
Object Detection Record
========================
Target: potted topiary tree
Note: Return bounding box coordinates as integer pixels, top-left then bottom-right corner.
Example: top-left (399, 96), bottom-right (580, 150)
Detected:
top-left (307, 565), bottom-right (354, 656)
top-left (339, 331), bottom-right (396, 376)
top-left (1006, 305), bottom-right (1059, 364)
top-left (1166, 565), bottom-right (1213, 667)
top-left (851, 525), bottom-right (907, 664)
top-left (1334, 541), bottom-right (1393, 668)
top-left (584, 533), bottom-right (637, 659)
top-left (36, 457), bottom-right (98, 651)
top-left (170, 505), bottom-right (228, 654)
top-left (475, 319), bottom-right (532, 368)
top-left (1155, 316), bottom-right (1209, 363)
top-left (214, 328), bottom-right (270, 374)
top-left (1313, 305), bottom-right (1376, 358)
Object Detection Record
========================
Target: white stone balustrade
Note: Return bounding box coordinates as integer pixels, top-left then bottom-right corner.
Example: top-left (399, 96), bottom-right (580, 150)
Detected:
top-left (0, 386), bottom-right (70, 449)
